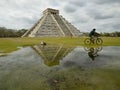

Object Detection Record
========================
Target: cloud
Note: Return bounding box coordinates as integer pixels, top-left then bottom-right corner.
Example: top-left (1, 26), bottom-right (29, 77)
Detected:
top-left (98, 22), bottom-right (120, 32)
top-left (93, 0), bottom-right (120, 4)
top-left (112, 24), bottom-right (120, 30)
top-left (63, 0), bottom-right (87, 13)
top-left (69, 0), bottom-right (87, 7)
top-left (0, 0), bottom-right (120, 32)
top-left (64, 5), bottom-right (77, 13)
top-left (87, 9), bottom-right (115, 20)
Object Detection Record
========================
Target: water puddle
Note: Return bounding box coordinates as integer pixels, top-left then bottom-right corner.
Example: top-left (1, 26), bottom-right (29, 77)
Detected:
top-left (0, 44), bottom-right (120, 90)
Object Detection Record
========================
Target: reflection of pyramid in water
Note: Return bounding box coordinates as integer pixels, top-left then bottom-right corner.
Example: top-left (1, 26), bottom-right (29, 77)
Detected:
top-left (32, 44), bottom-right (73, 66)
top-left (22, 8), bottom-right (80, 37)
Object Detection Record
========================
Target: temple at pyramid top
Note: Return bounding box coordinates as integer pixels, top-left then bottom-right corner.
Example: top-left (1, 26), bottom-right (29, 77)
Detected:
top-left (22, 8), bottom-right (80, 37)
top-left (43, 8), bottom-right (59, 15)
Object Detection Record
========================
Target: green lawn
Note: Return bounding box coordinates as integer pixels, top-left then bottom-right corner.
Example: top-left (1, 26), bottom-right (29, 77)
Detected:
top-left (0, 37), bottom-right (120, 53)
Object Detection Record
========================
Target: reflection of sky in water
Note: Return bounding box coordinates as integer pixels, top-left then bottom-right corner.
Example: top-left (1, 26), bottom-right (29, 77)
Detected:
top-left (0, 46), bottom-right (120, 70)
top-left (61, 46), bottom-right (120, 69)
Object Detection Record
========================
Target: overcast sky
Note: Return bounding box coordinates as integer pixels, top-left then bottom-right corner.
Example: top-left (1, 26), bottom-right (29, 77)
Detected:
top-left (0, 0), bottom-right (120, 32)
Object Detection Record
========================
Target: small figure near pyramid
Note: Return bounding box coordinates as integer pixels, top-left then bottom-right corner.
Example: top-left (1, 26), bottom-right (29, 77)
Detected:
top-left (22, 8), bottom-right (80, 37)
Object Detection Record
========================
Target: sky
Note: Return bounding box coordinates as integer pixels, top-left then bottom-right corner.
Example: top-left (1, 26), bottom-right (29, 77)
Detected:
top-left (0, 0), bottom-right (120, 32)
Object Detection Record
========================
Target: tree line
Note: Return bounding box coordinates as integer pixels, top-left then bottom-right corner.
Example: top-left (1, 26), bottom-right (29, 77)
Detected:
top-left (0, 27), bottom-right (27, 37)
top-left (83, 32), bottom-right (120, 37)
top-left (100, 32), bottom-right (120, 37)
top-left (0, 26), bottom-right (120, 37)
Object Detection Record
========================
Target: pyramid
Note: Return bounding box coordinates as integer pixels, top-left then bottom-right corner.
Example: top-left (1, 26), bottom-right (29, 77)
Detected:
top-left (22, 8), bottom-right (80, 37)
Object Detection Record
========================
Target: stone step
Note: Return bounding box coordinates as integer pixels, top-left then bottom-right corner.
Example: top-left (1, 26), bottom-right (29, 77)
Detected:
top-left (53, 14), bottom-right (72, 36)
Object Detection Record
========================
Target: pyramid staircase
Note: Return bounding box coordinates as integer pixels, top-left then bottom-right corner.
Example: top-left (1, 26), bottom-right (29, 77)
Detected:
top-left (22, 8), bottom-right (80, 37)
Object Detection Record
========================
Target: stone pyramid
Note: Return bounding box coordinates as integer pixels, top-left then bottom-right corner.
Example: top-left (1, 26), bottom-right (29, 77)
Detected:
top-left (22, 8), bottom-right (80, 37)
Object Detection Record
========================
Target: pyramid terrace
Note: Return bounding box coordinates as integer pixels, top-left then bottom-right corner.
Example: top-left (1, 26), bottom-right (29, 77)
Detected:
top-left (22, 8), bottom-right (80, 37)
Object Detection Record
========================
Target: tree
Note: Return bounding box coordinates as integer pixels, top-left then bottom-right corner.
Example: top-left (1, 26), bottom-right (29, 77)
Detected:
top-left (0, 27), bottom-right (28, 37)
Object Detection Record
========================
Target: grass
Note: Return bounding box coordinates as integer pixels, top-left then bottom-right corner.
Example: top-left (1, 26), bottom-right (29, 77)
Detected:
top-left (0, 37), bottom-right (120, 53)
top-left (1, 67), bottom-right (120, 90)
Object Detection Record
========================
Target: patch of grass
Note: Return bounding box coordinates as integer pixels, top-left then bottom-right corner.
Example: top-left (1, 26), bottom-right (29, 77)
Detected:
top-left (90, 69), bottom-right (120, 90)
top-left (0, 37), bottom-right (120, 53)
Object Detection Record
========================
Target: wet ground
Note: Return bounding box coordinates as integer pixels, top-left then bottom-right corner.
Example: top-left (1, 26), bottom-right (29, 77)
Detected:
top-left (0, 44), bottom-right (120, 90)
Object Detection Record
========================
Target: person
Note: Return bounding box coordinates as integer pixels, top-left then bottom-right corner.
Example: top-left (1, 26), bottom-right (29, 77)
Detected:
top-left (89, 28), bottom-right (96, 43)
top-left (89, 28), bottom-right (100, 43)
